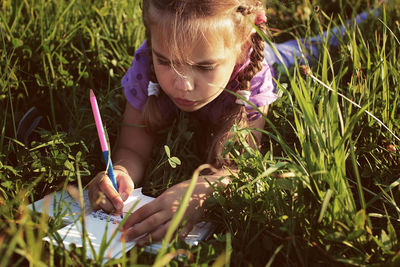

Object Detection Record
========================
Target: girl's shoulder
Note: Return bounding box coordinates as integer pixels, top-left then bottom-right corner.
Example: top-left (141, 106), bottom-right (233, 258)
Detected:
top-left (246, 56), bottom-right (278, 112)
top-left (228, 48), bottom-right (278, 110)
top-left (121, 40), bottom-right (151, 111)
top-left (133, 40), bottom-right (151, 62)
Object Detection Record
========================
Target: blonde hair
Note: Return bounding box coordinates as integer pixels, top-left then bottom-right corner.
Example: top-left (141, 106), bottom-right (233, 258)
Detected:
top-left (142, 0), bottom-right (268, 167)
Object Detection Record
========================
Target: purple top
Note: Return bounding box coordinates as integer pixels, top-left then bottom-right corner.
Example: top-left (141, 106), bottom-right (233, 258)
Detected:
top-left (122, 41), bottom-right (278, 124)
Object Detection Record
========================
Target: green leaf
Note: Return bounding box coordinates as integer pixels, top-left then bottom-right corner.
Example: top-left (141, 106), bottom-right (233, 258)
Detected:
top-left (326, 231), bottom-right (346, 242)
top-left (275, 178), bottom-right (294, 190)
top-left (318, 189), bottom-right (333, 223)
top-left (12, 38), bottom-right (23, 48)
top-left (64, 160), bottom-right (74, 171)
top-left (164, 145), bottom-right (171, 158)
top-left (168, 158), bottom-right (176, 168)
top-left (167, 157), bottom-right (181, 168)
top-left (354, 209), bottom-right (366, 230)
top-left (380, 229), bottom-right (393, 251)
top-left (1, 180), bottom-right (13, 189)
top-left (58, 68), bottom-right (69, 76)
top-left (387, 218), bottom-right (397, 247)
top-left (169, 156), bottom-right (181, 166)
top-left (57, 54), bottom-right (69, 64)
top-left (346, 229), bottom-right (365, 241)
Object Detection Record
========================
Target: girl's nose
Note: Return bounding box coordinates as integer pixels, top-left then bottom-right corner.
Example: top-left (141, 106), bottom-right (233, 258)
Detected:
top-left (174, 73), bottom-right (194, 92)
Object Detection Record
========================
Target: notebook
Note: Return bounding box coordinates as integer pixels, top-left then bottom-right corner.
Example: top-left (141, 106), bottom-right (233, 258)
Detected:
top-left (29, 187), bottom-right (213, 260)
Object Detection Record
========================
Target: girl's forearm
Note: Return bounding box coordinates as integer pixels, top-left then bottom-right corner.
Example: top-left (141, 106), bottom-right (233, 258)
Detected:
top-left (198, 167), bottom-right (232, 198)
top-left (113, 147), bottom-right (148, 186)
top-left (205, 168), bottom-right (232, 186)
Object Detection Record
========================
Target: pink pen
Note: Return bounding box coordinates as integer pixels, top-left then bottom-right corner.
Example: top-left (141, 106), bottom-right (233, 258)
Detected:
top-left (90, 90), bottom-right (123, 218)
top-left (90, 89), bottom-right (118, 191)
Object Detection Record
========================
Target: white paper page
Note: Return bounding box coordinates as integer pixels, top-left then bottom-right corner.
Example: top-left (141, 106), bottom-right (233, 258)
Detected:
top-left (44, 188), bottom-right (154, 260)
top-left (28, 189), bottom-right (89, 223)
top-left (32, 187), bottom-right (213, 261)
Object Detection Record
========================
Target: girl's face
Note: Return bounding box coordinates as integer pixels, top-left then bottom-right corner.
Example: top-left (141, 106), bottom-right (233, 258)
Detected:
top-left (151, 28), bottom-right (239, 112)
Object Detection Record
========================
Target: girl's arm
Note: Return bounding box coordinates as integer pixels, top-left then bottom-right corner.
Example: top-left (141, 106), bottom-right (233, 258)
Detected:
top-left (113, 103), bottom-right (154, 185)
top-left (120, 105), bottom-right (269, 244)
top-left (88, 103), bottom-right (154, 212)
top-left (248, 105), bottom-right (268, 146)
top-left (121, 168), bottom-right (231, 245)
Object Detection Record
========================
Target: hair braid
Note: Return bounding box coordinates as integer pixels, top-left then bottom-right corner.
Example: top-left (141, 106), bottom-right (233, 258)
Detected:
top-left (204, 4), bottom-right (269, 167)
top-left (203, 4), bottom-right (269, 167)
top-left (237, 21), bottom-right (267, 91)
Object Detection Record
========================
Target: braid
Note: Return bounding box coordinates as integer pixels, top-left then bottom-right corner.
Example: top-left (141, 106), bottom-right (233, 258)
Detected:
top-left (204, 3), bottom-right (268, 167)
top-left (205, 104), bottom-right (246, 168)
top-left (236, 5), bottom-right (252, 16)
top-left (237, 20), bottom-right (267, 91)
top-left (236, 1), bottom-right (267, 90)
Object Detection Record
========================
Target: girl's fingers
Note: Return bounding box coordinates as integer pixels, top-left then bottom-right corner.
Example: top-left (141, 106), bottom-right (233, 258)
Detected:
top-left (137, 221), bottom-right (171, 245)
top-left (88, 173), bottom-right (106, 210)
top-left (122, 200), bottom-right (161, 230)
top-left (96, 192), bottom-right (116, 213)
top-left (98, 175), bottom-right (124, 211)
top-left (178, 221), bottom-right (194, 240)
top-left (122, 210), bottom-right (170, 241)
top-left (88, 185), bottom-right (114, 212)
top-left (135, 219), bottom-right (193, 245)
top-left (117, 172), bottom-right (134, 201)
top-left (88, 170), bottom-right (135, 213)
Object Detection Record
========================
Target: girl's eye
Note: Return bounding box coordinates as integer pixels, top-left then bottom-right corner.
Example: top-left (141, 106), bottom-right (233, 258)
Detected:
top-left (197, 65), bottom-right (216, 71)
top-left (157, 58), bottom-right (171, 66)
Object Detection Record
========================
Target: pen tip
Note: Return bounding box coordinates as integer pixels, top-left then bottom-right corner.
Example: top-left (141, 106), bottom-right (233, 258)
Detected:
top-left (90, 89), bottom-right (94, 98)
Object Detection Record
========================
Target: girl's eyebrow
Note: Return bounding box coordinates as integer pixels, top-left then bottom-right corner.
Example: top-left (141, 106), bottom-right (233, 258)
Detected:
top-left (152, 48), bottom-right (223, 65)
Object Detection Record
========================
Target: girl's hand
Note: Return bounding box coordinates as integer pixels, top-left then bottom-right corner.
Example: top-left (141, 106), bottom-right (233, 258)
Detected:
top-left (120, 178), bottom-right (211, 245)
top-left (88, 167), bottom-right (134, 213)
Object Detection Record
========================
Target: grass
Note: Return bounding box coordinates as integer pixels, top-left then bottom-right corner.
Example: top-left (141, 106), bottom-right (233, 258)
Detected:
top-left (1, 0), bottom-right (400, 266)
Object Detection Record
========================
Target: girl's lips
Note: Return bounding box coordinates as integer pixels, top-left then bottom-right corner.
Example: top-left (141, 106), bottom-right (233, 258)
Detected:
top-left (174, 98), bottom-right (196, 107)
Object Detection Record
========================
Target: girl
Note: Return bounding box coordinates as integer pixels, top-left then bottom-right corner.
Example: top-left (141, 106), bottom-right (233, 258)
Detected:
top-left (87, 0), bottom-right (372, 245)
top-left (89, 0), bottom-right (276, 245)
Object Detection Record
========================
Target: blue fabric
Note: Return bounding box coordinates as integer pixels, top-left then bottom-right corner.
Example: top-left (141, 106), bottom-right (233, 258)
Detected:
top-left (264, 8), bottom-right (379, 67)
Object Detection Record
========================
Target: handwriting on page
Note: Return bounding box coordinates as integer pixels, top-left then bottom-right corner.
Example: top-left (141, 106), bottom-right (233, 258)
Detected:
top-left (90, 210), bottom-right (122, 224)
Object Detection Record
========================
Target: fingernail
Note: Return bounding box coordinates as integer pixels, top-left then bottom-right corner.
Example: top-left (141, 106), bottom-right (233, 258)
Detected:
top-left (121, 192), bottom-right (128, 201)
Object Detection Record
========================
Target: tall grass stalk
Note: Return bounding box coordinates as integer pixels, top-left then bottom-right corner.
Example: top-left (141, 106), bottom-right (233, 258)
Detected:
top-left (154, 164), bottom-right (215, 266)
top-left (309, 73), bottom-right (400, 143)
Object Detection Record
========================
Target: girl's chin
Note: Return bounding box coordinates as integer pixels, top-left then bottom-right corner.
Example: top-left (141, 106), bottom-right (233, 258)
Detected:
top-left (176, 104), bottom-right (202, 112)
top-left (174, 101), bottom-right (208, 112)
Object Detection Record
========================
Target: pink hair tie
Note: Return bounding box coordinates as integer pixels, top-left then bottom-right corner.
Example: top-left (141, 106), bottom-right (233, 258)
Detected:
top-left (255, 10), bottom-right (267, 25)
